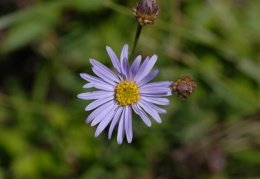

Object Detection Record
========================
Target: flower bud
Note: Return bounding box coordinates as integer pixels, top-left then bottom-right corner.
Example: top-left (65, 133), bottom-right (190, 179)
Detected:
top-left (132, 0), bottom-right (160, 26)
top-left (173, 76), bottom-right (198, 100)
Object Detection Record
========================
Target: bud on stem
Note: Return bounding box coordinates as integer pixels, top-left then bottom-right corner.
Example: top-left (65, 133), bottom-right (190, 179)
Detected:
top-left (173, 76), bottom-right (198, 100)
top-left (132, 0), bottom-right (160, 26)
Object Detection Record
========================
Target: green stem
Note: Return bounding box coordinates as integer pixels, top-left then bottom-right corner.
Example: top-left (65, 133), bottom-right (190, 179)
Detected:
top-left (130, 24), bottom-right (143, 62)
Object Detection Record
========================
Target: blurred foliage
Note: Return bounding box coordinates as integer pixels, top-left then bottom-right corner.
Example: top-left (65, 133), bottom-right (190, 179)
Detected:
top-left (0, 0), bottom-right (260, 178)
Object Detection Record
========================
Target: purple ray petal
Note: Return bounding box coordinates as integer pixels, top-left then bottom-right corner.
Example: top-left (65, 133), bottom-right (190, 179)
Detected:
top-left (122, 57), bottom-right (130, 80)
top-left (140, 81), bottom-right (172, 89)
top-left (137, 101), bottom-right (161, 123)
top-left (141, 91), bottom-right (172, 97)
top-left (92, 67), bottom-right (117, 86)
top-left (137, 69), bottom-right (159, 87)
top-left (120, 45), bottom-right (129, 74)
top-left (135, 55), bottom-right (157, 83)
top-left (91, 104), bottom-right (118, 126)
top-left (83, 83), bottom-right (94, 88)
top-left (80, 73), bottom-right (101, 83)
top-left (85, 96), bottom-right (114, 111)
top-left (108, 107), bottom-right (123, 139)
top-left (95, 106), bottom-right (118, 137)
top-left (133, 56), bottom-right (149, 82)
top-left (78, 91), bottom-right (114, 100)
top-left (117, 107), bottom-right (126, 144)
top-left (124, 105), bottom-right (133, 143)
top-left (132, 103), bottom-right (152, 127)
top-left (80, 73), bottom-right (115, 90)
top-left (92, 82), bottom-right (115, 91)
top-left (86, 100), bottom-right (114, 124)
top-left (142, 100), bottom-right (167, 114)
top-left (90, 58), bottom-right (120, 83)
top-left (130, 55), bottom-right (141, 80)
top-left (140, 96), bottom-right (170, 105)
top-left (106, 46), bottom-right (121, 74)
top-left (140, 87), bottom-right (172, 94)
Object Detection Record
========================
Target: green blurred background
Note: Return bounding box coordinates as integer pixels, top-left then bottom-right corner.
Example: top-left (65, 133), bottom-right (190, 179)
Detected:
top-left (1, 0), bottom-right (260, 178)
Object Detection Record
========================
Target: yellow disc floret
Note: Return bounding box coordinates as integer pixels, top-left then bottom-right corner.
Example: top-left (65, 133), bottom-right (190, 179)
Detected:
top-left (116, 81), bottom-right (140, 105)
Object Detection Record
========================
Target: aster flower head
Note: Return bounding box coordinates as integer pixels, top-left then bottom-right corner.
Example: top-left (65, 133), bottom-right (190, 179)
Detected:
top-left (132, 0), bottom-right (160, 26)
top-left (78, 44), bottom-right (172, 144)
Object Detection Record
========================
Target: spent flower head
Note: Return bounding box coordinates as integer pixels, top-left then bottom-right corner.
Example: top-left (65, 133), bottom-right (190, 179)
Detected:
top-left (78, 44), bottom-right (172, 144)
top-left (132, 0), bottom-right (160, 26)
top-left (173, 76), bottom-right (197, 100)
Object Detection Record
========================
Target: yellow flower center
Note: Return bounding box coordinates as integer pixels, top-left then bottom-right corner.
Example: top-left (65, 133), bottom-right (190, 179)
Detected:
top-left (116, 81), bottom-right (140, 105)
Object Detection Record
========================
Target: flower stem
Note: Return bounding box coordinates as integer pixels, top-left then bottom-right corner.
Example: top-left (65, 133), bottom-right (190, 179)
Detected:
top-left (130, 24), bottom-right (143, 62)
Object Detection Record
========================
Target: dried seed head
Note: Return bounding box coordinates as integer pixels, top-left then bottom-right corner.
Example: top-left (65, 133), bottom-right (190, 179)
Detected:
top-left (173, 76), bottom-right (198, 100)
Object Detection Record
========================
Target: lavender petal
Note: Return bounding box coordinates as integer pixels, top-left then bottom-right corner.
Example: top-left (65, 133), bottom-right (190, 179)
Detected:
top-left (140, 87), bottom-right (172, 94)
top-left (108, 107), bottom-right (123, 139)
top-left (91, 104), bottom-right (118, 126)
top-left (134, 55), bottom-right (157, 83)
top-left (122, 57), bottom-right (131, 80)
top-left (137, 69), bottom-right (159, 87)
top-left (78, 91), bottom-right (114, 100)
top-left (90, 58), bottom-right (120, 83)
top-left (120, 44), bottom-right (129, 73)
top-left (83, 83), bottom-right (94, 88)
top-left (137, 101), bottom-right (161, 123)
top-left (132, 103), bottom-right (152, 127)
top-left (106, 46), bottom-right (121, 74)
top-left (141, 91), bottom-right (172, 97)
top-left (92, 82), bottom-right (115, 91)
top-left (124, 105), bottom-right (133, 143)
top-left (142, 100), bottom-right (167, 114)
top-left (140, 96), bottom-right (170, 105)
top-left (130, 55), bottom-right (141, 80)
top-left (133, 56), bottom-right (149, 82)
top-left (95, 106), bottom-right (118, 137)
top-left (140, 81), bottom-right (173, 89)
top-left (117, 107), bottom-right (126, 144)
top-left (92, 67), bottom-right (117, 86)
top-left (85, 96), bottom-right (114, 111)
top-left (80, 73), bottom-right (115, 91)
top-left (85, 100), bottom-right (114, 124)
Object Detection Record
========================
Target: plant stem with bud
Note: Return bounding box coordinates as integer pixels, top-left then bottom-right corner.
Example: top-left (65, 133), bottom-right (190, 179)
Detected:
top-left (130, 0), bottom-right (160, 62)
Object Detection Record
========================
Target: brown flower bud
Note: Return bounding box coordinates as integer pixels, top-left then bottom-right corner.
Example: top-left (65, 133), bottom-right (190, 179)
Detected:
top-left (132, 0), bottom-right (160, 26)
top-left (173, 76), bottom-right (198, 100)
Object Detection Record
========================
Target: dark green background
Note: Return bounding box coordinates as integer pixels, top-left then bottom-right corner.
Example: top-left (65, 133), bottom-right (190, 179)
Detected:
top-left (0, 0), bottom-right (260, 178)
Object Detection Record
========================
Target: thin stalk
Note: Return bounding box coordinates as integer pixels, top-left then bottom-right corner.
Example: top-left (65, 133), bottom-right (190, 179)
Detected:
top-left (130, 24), bottom-right (143, 62)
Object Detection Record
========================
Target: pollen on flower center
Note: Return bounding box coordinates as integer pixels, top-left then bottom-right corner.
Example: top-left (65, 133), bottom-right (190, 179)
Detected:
top-left (116, 81), bottom-right (140, 105)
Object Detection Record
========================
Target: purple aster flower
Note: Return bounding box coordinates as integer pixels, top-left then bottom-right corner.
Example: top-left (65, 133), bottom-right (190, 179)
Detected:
top-left (78, 44), bottom-right (172, 144)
